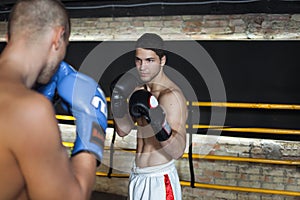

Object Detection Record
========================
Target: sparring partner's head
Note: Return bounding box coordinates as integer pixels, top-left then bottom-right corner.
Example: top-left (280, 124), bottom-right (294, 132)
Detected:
top-left (8, 0), bottom-right (70, 84)
top-left (135, 33), bottom-right (166, 83)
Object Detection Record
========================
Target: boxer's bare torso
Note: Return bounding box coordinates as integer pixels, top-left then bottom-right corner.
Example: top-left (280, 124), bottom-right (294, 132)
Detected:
top-left (115, 47), bottom-right (188, 169)
top-left (0, 81), bottom-right (34, 200)
top-left (133, 80), bottom-right (187, 168)
top-left (0, 145), bottom-right (28, 200)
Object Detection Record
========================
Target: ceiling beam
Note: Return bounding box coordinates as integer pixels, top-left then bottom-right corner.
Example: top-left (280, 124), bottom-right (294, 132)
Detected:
top-left (0, 0), bottom-right (300, 21)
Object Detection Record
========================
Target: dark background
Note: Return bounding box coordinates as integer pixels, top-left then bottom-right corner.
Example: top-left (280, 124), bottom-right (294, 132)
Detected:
top-left (60, 41), bottom-right (300, 105)
top-left (1, 41), bottom-right (299, 140)
top-left (65, 41), bottom-right (300, 141)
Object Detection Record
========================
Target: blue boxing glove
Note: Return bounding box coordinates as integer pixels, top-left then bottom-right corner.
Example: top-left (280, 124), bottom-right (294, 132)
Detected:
top-left (37, 61), bottom-right (76, 102)
top-left (37, 61), bottom-right (107, 165)
top-left (57, 72), bottom-right (108, 165)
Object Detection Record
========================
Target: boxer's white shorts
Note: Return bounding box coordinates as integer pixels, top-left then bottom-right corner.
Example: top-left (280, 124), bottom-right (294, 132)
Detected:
top-left (128, 160), bottom-right (182, 200)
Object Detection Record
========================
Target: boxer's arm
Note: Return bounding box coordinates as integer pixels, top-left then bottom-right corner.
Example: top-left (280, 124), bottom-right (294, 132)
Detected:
top-left (158, 90), bottom-right (188, 159)
top-left (57, 72), bottom-right (107, 165)
top-left (128, 89), bottom-right (187, 159)
top-left (14, 93), bottom-right (96, 200)
top-left (114, 116), bottom-right (134, 137)
top-left (110, 73), bottom-right (141, 136)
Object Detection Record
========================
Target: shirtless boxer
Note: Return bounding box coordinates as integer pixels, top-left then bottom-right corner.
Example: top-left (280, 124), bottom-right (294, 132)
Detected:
top-left (111, 33), bottom-right (188, 200)
top-left (0, 1), bottom-right (107, 199)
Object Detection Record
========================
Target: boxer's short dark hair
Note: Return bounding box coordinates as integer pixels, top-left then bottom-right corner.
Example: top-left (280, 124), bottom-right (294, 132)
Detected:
top-left (136, 33), bottom-right (165, 59)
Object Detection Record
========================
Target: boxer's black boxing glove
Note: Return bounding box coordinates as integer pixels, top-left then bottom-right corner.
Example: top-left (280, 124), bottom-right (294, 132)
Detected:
top-left (129, 90), bottom-right (172, 141)
top-left (110, 73), bottom-right (141, 118)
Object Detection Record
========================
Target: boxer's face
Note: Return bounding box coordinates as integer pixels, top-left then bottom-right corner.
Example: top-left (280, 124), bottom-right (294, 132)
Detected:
top-left (135, 48), bottom-right (165, 83)
top-left (37, 47), bottom-right (66, 84)
top-left (37, 32), bottom-right (68, 84)
top-left (37, 60), bottom-right (60, 84)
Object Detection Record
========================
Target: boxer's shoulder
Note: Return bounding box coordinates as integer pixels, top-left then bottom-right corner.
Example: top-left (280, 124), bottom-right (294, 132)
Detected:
top-left (0, 87), bottom-right (57, 146)
top-left (11, 88), bottom-right (55, 120)
top-left (157, 87), bottom-right (181, 103)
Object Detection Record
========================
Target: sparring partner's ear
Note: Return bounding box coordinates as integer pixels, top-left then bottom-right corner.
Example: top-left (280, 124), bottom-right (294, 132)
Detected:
top-left (52, 26), bottom-right (66, 51)
top-left (4, 33), bottom-right (9, 43)
top-left (160, 55), bottom-right (166, 67)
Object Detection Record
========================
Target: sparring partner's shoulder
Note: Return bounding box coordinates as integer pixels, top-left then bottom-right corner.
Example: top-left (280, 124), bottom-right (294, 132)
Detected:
top-left (16, 90), bottom-right (58, 134)
top-left (9, 90), bottom-right (62, 153)
top-left (9, 91), bottom-right (90, 200)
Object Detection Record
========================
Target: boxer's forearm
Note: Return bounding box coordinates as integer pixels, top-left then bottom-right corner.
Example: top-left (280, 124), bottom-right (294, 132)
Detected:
top-left (114, 115), bottom-right (134, 137)
top-left (70, 153), bottom-right (97, 199)
top-left (160, 130), bottom-right (186, 160)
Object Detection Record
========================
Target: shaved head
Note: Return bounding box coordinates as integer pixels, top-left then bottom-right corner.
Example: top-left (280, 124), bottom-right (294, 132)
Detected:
top-left (8, 0), bottom-right (70, 41)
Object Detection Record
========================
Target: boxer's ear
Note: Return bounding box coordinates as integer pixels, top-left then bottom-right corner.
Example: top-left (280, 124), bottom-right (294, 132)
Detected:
top-left (160, 55), bottom-right (166, 67)
top-left (52, 26), bottom-right (66, 51)
top-left (5, 33), bottom-right (8, 43)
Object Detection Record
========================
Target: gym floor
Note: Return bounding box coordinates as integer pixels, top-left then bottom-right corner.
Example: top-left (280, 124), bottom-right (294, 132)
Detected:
top-left (91, 191), bottom-right (127, 200)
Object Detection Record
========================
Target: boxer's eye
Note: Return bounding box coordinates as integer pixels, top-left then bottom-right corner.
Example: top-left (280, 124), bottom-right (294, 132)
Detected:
top-left (135, 58), bottom-right (156, 66)
top-left (135, 58), bottom-right (142, 66)
top-left (146, 58), bottom-right (155, 64)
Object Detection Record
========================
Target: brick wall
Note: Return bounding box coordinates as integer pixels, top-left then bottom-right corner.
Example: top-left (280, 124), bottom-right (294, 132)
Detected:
top-left (4, 13), bottom-right (300, 199)
top-left (60, 124), bottom-right (300, 200)
top-left (0, 14), bottom-right (300, 41)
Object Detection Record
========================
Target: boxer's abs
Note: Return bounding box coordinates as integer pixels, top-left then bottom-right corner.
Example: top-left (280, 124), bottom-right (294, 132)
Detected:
top-left (135, 136), bottom-right (172, 168)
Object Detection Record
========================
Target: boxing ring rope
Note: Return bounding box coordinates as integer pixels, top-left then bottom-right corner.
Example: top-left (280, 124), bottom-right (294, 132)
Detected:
top-left (60, 142), bottom-right (300, 166)
top-left (57, 115), bottom-right (300, 135)
top-left (61, 142), bottom-right (300, 196)
top-left (93, 172), bottom-right (300, 197)
top-left (62, 139), bottom-right (300, 196)
top-left (193, 101), bottom-right (300, 110)
top-left (57, 100), bottom-right (300, 196)
top-left (57, 100), bottom-right (300, 135)
top-left (94, 171), bottom-right (300, 197)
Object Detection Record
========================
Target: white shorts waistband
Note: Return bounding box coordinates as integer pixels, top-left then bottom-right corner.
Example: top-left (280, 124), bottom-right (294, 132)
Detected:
top-left (131, 160), bottom-right (175, 176)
